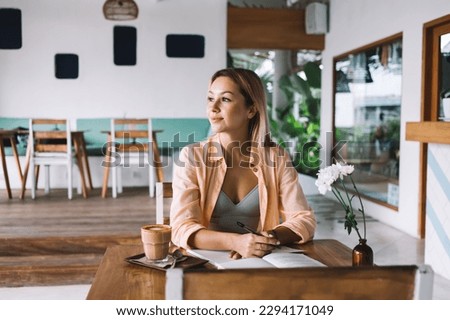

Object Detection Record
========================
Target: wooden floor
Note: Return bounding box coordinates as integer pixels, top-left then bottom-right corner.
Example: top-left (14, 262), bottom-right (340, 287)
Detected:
top-left (1, 187), bottom-right (159, 238)
top-left (0, 187), bottom-right (164, 287)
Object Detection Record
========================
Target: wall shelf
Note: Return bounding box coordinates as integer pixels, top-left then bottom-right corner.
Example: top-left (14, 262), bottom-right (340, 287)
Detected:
top-left (405, 121), bottom-right (450, 144)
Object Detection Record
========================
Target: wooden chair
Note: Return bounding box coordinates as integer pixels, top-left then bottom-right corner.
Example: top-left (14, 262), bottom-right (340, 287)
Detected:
top-left (22, 118), bottom-right (85, 200)
top-left (166, 264), bottom-right (434, 300)
top-left (156, 181), bottom-right (172, 224)
top-left (102, 118), bottom-right (163, 198)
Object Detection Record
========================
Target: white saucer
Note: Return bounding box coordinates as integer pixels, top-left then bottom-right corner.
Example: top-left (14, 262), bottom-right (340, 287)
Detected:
top-left (438, 117), bottom-right (450, 122)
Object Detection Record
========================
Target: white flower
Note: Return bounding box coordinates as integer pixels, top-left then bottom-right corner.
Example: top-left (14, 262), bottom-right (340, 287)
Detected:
top-left (315, 163), bottom-right (354, 195)
top-left (315, 165), bottom-right (339, 195)
top-left (315, 178), bottom-right (331, 195)
top-left (336, 162), bottom-right (354, 179)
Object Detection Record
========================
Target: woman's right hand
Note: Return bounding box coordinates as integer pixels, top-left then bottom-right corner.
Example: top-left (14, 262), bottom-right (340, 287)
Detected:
top-left (231, 233), bottom-right (279, 258)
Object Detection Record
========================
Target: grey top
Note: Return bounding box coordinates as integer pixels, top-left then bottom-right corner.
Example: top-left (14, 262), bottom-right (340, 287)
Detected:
top-left (209, 185), bottom-right (260, 234)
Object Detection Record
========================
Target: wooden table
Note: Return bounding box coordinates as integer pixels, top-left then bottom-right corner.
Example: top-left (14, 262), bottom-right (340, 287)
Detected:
top-left (0, 129), bottom-right (23, 199)
top-left (86, 240), bottom-right (353, 300)
top-left (20, 130), bottom-right (93, 199)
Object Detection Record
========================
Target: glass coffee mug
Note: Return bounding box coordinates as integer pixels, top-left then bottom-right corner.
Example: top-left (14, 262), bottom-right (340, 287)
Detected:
top-left (141, 224), bottom-right (172, 262)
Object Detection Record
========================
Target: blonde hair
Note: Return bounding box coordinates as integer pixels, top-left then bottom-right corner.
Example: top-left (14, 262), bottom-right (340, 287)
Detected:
top-left (210, 68), bottom-right (272, 146)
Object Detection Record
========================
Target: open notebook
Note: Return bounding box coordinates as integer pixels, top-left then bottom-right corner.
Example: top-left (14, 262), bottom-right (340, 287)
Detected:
top-left (187, 246), bottom-right (326, 269)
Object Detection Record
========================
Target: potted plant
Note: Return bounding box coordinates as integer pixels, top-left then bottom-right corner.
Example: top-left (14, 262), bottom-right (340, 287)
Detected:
top-left (315, 162), bottom-right (373, 266)
top-left (269, 62), bottom-right (322, 176)
top-left (440, 88), bottom-right (450, 119)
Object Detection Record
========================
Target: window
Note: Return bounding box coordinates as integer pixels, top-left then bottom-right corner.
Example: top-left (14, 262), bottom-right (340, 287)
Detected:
top-left (333, 35), bottom-right (402, 208)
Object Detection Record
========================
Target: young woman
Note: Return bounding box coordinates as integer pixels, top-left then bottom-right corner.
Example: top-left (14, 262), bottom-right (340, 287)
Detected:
top-left (170, 68), bottom-right (316, 259)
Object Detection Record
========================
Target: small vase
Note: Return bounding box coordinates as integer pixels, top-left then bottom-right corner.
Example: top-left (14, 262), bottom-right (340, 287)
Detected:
top-left (352, 239), bottom-right (373, 266)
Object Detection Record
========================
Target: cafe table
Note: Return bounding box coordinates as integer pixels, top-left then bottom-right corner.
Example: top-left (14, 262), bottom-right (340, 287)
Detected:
top-left (86, 239), bottom-right (353, 300)
top-left (0, 129), bottom-right (23, 199)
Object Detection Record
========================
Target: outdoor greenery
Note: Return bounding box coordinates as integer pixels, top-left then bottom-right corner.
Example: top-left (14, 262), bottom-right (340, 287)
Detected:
top-left (271, 62), bottom-right (321, 176)
top-left (229, 50), bottom-right (322, 176)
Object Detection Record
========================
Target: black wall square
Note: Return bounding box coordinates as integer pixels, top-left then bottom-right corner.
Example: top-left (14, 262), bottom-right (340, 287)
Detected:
top-left (0, 8), bottom-right (22, 49)
top-left (114, 26), bottom-right (137, 66)
top-left (166, 34), bottom-right (205, 58)
top-left (55, 54), bottom-right (79, 79)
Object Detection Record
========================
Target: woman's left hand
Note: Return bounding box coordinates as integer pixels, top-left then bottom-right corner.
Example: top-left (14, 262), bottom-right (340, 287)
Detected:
top-left (231, 233), bottom-right (279, 258)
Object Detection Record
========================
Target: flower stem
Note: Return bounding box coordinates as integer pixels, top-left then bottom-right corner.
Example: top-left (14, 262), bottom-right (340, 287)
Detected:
top-left (332, 188), bottom-right (347, 211)
top-left (339, 178), bottom-right (354, 216)
top-left (333, 182), bottom-right (362, 240)
top-left (340, 177), bottom-right (363, 240)
top-left (349, 175), bottom-right (366, 240)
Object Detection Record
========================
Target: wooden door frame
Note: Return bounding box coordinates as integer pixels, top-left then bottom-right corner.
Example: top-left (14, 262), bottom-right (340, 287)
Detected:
top-left (418, 14), bottom-right (450, 237)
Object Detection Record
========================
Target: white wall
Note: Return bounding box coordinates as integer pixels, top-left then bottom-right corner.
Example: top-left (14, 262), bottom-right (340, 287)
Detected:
top-left (320, 0), bottom-right (450, 238)
top-left (0, 0), bottom-right (227, 119)
top-left (426, 144), bottom-right (450, 279)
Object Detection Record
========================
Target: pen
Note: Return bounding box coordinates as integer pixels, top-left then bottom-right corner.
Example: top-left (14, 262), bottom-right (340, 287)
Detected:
top-left (236, 221), bottom-right (263, 236)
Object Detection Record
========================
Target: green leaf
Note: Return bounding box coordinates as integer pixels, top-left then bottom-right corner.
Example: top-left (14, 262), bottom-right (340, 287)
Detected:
top-left (289, 74), bottom-right (313, 99)
top-left (306, 122), bottom-right (320, 136)
top-left (303, 62), bottom-right (322, 88)
top-left (278, 75), bottom-right (296, 101)
top-left (305, 97), bottom-right (319, 119)
top-left (281, 114), bottom-right (304, 137)
top-left (344, 220), bottom-right (353, 235)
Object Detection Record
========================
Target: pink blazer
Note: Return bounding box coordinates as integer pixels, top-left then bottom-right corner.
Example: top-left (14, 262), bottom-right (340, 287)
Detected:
top-left (170, 134), bottom-right (316, 249)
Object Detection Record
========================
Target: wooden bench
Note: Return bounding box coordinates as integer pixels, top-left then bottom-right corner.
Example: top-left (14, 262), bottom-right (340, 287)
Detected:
top-left (152, 118), bottom-right (210, 156)
top-left (77, 118), bottom-right (210, 157)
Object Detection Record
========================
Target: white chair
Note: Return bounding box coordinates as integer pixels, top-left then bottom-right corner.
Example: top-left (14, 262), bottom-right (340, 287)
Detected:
top-left (103, 118), bottom-right (161, 198)
top-left (25, 119), bottom-right (75, 199)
